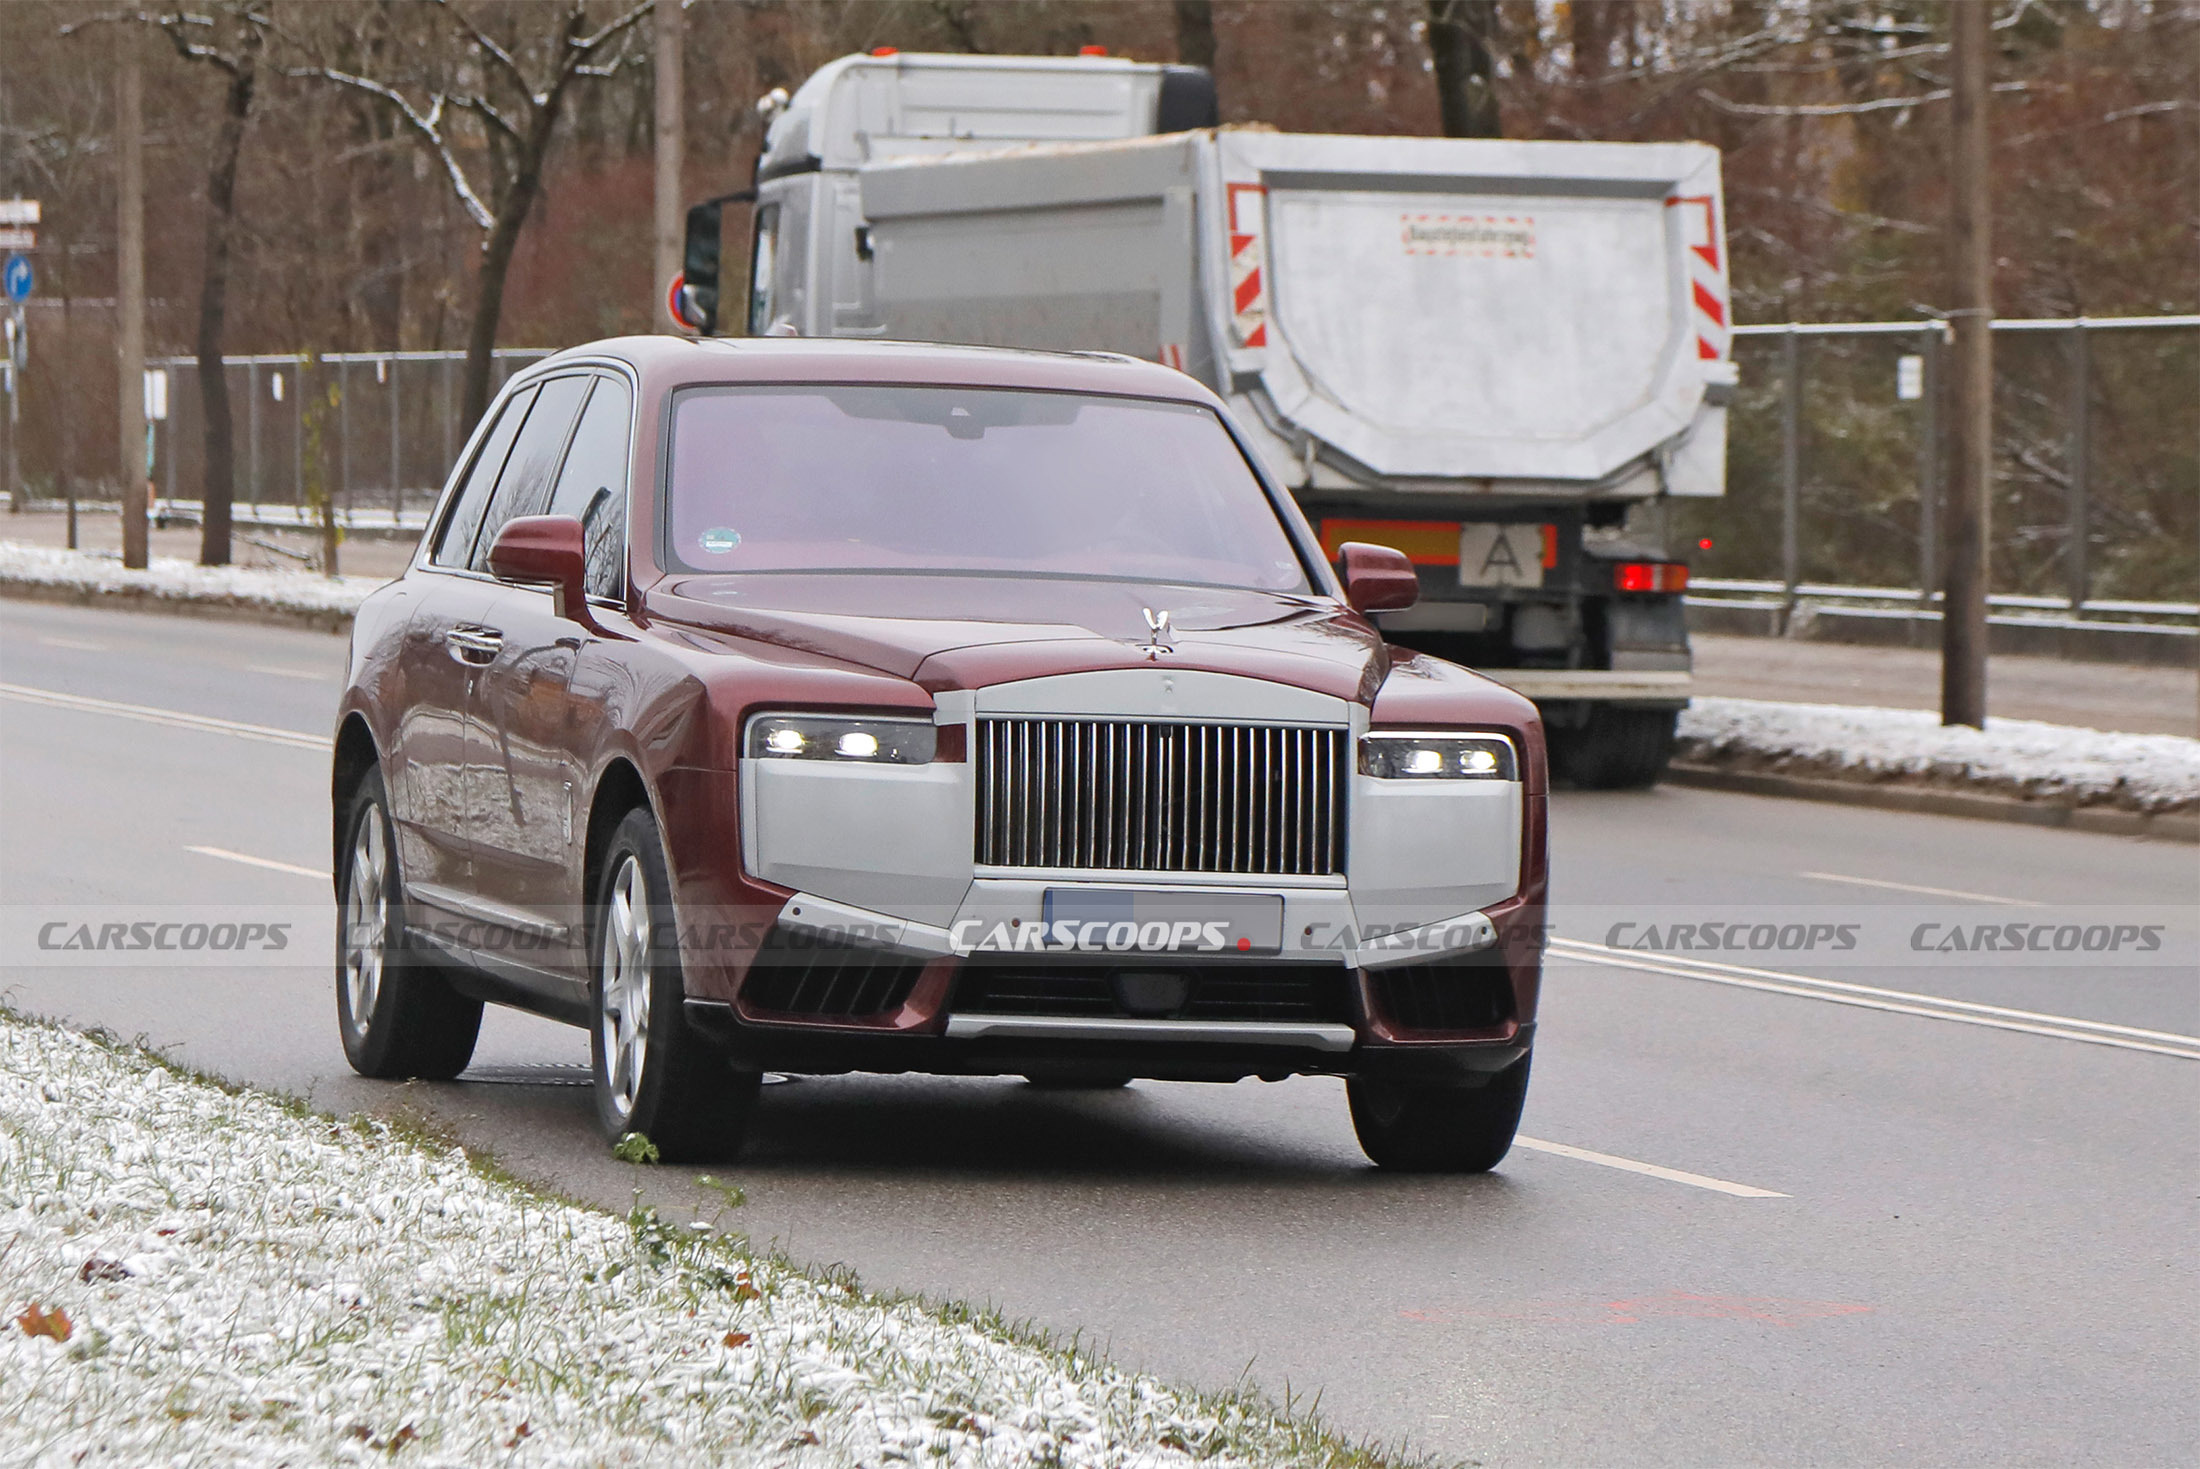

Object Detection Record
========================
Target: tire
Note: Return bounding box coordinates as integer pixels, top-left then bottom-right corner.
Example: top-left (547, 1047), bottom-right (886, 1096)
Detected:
top-left (590, 807), bottom-right (760, 1162)
top-left (1554, 707), bottom-right (1675, 790)
top-left (336, 768), bottom-right (483, 1080)
top-left (1347, 1053), bottom-right (1531, 1173)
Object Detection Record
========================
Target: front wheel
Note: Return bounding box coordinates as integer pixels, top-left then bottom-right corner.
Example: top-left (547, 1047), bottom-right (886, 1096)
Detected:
top-left (1347, 1053), bottom-right (1530, 1172)
top-left (336, 768), bottom-right (483, 1080)
top-left (590, 807), bottom-right (759, 1162)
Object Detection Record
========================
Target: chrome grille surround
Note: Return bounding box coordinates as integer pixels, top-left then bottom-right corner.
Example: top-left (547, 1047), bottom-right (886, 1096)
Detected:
top-left (974, 717), bottom-right (1347, 876)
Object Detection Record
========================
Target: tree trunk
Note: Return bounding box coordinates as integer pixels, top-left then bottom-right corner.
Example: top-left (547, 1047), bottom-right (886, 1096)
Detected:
top-left (1175, 1), bottom-right (1216, 71)
top-left (460, 105), bottom-right (564, 435)
top-left (196, 55), bottom-right (255, 567)
top-left (1426, 0), bottom-right (1502, 138)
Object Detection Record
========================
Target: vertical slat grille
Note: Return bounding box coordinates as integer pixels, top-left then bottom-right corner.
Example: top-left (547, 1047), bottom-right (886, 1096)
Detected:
top-left (975, 718), bottom-right (1346, 876)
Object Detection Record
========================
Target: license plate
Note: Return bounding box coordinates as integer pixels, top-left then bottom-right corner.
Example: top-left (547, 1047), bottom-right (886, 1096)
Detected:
top-left (1458, 523), bottom-right (1549, 588)
top-left (1039, 890), bottom-right (1284, 955)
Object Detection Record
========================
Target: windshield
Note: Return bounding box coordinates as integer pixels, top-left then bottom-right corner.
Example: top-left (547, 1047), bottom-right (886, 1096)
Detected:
top-left (664, 385), bottom-right (1312, 593)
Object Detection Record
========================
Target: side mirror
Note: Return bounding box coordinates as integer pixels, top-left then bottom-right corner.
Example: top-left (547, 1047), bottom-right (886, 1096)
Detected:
top-left (675, 199), bottom-right (723, 334)
top-left (1337, 541), bottom-right (1420, 613)
top-left (487, 515), bottom-right (599, 630)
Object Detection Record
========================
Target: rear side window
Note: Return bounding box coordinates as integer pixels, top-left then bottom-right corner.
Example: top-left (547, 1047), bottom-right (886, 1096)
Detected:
top-left (431, 385), bottom-right (536, 568)
top-left (468, 375), bottom-right (592, 571)
top-left (545, 376), bottom-right (634, 600)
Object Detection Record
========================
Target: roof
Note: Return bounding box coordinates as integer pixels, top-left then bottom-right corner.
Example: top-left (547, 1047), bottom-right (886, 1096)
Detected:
top-left (533, 334), bottom-right (1220, 406)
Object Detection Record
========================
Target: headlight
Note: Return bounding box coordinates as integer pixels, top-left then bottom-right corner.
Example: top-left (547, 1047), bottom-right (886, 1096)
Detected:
top-left (746, 713), bottom-right (937, 765)
top-left (1359, 732), bottom-right (1517, 780)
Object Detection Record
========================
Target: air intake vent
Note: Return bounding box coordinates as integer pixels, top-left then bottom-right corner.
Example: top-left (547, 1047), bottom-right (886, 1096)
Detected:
top-left (975, 717), bottom-right (1346, 875)
top-left (1371, 953), bottom-right (1514, 1033)
top-left (743, 927), bottom-right (925, 1020)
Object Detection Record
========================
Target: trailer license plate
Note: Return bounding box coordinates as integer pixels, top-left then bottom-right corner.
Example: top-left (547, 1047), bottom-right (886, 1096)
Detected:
top-left (1040, 890), bottom-right (1284, 955)
top-left (1458, 523), bottom-right (1549, 589)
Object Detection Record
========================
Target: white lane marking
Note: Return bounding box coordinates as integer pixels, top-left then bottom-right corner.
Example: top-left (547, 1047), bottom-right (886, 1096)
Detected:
top-left (1798, 870), bottom-right (2040, 906)
top-left (1513, 1136), bottom-right (1787, 1198)
top-left (0, 681), bottom-right (330, 751)
top-left (38, 635), bottom-right (110, 653)
top-left (242, 663), bottom-right (334, 682)
top-left (185, 845), bottom-right (329, 881)
top-left (1549, 939), bottom-right (2200, 1061)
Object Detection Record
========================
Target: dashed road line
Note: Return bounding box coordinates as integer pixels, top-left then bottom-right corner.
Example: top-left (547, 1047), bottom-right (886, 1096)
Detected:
top-left (184, 845), bottom-right (329, 881)
top-left (1549, 938), bottom-right (2200, 1061)
top-left (0, 681), bottom-right (330, 751)
top-left (1513, 1136), bottom-right (1787, 1198)
top-left (1797, 870), bottom-right (2040, 906)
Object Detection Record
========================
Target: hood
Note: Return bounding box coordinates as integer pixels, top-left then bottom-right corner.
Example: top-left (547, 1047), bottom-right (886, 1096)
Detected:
top-left (645, 573), bottom-right (1391, 705)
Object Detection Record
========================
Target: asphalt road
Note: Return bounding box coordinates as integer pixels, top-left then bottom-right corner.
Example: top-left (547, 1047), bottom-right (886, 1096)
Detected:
top-left (3, 595), bottom-right (2195, 1467)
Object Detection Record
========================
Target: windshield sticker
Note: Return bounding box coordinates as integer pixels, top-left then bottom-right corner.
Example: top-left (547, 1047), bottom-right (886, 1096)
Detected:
top-left (697, 527), bottom-right (742, 555)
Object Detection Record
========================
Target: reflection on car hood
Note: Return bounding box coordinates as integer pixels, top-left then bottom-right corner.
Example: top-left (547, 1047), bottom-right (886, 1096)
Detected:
top-left (648, 574), bottom-right (1391, 704)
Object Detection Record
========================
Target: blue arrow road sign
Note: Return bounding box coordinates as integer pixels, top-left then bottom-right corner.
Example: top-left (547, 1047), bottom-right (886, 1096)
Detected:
top-left (2, 255), bottom-right (30, 304)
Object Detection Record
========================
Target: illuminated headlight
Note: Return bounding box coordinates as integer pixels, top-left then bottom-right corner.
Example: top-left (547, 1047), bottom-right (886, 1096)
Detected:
top-left (746, 714), bottom-right (936, 765)
top-left (1359, 732), bottom-right (1517, 781)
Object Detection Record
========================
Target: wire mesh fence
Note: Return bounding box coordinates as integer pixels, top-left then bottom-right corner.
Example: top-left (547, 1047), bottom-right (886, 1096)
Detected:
top-left (1681, 316), bottom-right (2199, 610)
top-left (142, 349), bottom-right (554, 527)
top-left (116, 322), bottom-right (2199, 610)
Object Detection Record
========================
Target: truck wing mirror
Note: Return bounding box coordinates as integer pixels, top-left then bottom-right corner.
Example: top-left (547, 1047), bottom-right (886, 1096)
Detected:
top-left (674, 190), bottom-right (756, 335)
top-left (1337, 542), bottom-right (1420, 613)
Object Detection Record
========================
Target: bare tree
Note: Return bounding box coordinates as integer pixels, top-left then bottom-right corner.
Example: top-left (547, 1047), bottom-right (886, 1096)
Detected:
top-left (1426, 0), bottom-right (1501, 137)
top-left (296, 0), bottom-right (654, 434)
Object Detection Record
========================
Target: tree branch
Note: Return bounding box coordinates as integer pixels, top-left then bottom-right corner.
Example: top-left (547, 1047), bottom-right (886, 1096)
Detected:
top-left (295, 66), bottom-right (496, 230)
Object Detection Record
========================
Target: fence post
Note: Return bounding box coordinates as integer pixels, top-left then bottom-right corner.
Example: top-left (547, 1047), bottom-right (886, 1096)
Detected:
top-left (2066, 320), bottom-right (2091, 611)
top-left (291, 356), bottom-right (303, 505)
top-left (389, 355), bottom-right (401, 523)
top-left (1916, 326), bottom-right (1941, 606)
top-left (246, 360), bottom-right (260, 506)
top-left (339, 356), bottom-right (351, 519)
top-left (1780, 326), bottom-right (1802, 630)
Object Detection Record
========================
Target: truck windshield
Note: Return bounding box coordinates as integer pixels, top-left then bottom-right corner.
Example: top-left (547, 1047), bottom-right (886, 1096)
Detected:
top-left (664, 385), bottom-right (1311, 593)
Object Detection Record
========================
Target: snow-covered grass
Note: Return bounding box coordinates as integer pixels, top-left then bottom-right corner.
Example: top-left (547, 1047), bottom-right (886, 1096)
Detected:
top-left (0, 540), bottom-right (382, 616)
top-left (1678, 695), bottom-right (2200, 812)
top-left (0, 1010), bottom-right (1395, 1468)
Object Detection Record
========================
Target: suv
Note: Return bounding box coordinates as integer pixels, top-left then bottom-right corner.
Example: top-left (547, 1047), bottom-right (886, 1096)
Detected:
top-left (333, 336), bottom-right (1546, 1169)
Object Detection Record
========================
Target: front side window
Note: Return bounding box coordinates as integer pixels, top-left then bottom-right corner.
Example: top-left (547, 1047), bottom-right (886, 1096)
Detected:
top-left (545, 376), bottom-right (634, 600)
top-left (664, 385), bottom-right (1311, 594)
top-left (467, 375), bottom-right (592, 572)
top-left (431, 385), bottom-right (536, 568)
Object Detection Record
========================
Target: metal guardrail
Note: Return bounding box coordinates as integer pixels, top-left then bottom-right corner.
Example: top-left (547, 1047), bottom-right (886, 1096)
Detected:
top-left (1689, 577), bottom-right (2198, 628)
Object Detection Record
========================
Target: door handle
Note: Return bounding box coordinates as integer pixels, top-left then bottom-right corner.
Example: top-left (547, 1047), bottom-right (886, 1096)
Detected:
top-left (444, 625), bottom-right (505, 664)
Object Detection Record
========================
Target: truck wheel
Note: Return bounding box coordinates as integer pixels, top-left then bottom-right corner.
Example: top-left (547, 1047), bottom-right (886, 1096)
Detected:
top-left (591, 807), bottom-right (761, 1162)
top-left (336, 768), bottom-right (483, 1080)
top-left (1557, 707), bottom-right (1676, 789)
top-left (1347, 1054), bottom-right (1530, 1172)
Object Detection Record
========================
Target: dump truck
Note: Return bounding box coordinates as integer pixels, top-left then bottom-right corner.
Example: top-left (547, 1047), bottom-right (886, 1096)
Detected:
top-left (677, 51), bottom-right (1736, 787)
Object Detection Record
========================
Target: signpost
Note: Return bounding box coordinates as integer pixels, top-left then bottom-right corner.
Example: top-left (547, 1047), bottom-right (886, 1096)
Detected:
top-left (3, 217), bottom-right (32, 513)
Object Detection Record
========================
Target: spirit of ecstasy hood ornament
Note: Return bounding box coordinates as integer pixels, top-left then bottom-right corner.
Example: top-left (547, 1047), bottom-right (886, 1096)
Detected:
top-left (1137, 607), bottom-right (1174, 659)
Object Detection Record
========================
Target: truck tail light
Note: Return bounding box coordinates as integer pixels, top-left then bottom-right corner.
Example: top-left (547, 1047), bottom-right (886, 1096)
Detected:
top-left (1614, 561), bottom-right (1689, 593)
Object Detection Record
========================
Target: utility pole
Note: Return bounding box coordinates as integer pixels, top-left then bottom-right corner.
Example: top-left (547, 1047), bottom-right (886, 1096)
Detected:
top-left (653, 0), bottom-right (684, 332)
top-left (1941, 1), bottom-right (1992, 729)
top-left (117, 39), bottom-right (148, 569)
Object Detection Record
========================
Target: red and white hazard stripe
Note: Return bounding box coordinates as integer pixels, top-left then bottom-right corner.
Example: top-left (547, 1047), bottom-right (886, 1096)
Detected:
top-left (1226, 181), bottom-right (1268, 350)
top-left (1666, 194), bottom-right (1727, 361)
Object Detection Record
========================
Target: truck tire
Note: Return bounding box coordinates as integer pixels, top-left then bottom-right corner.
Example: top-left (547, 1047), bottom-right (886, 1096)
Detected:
top-left (1556, 707), bottom-right (1676, 789)
top-left (1347, 1054), bottom-right (1530, 1172)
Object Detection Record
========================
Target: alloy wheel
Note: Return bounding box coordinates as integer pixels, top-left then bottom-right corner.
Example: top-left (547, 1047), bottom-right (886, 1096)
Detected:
top-left (599, 854), bottom-right (653, 1120)
top-left (342, 810), bottom-right (389, 1032)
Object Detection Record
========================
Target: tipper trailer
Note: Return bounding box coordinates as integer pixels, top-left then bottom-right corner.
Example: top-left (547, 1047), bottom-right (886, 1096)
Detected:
top-left (678, 52), bottom-right (1737, 786)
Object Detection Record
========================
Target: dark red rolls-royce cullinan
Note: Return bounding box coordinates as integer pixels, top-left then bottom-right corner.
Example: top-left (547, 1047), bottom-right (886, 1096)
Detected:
top-left (333, 336), bottom-right (1546, 1168)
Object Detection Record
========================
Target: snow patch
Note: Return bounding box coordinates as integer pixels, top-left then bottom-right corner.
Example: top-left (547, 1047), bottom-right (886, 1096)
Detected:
top-left (0, 1013), bottom-right (1348, 1467)
top-left (0, 540), bottom-right (382, 615)
top-left (1678, 696), bottom-right (2200, 812)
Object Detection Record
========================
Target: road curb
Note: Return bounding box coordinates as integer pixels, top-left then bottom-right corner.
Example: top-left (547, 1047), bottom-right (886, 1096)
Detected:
top-left (0, 576), bottom-right (355, 634)
top-left (1666, 761), bottom-right (2199, 843)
